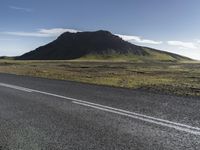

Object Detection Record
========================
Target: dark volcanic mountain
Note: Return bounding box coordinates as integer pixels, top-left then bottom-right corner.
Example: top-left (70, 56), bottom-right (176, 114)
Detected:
top-left (17, 30), bottom-right (190, 61)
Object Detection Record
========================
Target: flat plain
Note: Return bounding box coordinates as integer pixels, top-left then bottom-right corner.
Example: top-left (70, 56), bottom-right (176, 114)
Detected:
top-left (0, 59), bottom-right (199, 97)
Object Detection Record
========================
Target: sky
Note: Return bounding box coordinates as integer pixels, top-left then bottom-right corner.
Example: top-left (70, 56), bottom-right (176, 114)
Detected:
top-left (1, 0), bottom-right (200, 59)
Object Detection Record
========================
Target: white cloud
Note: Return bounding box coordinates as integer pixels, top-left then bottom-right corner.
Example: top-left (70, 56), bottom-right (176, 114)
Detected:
top-left (3, 28), bottom-right (80, 37)
top-left (0, 38), bottom-right (20, 41)
top-left (3, 32), bottom-right (49, 37)
top-left (167, 41), bottom-right (197, 49)
top-left (39, 28), bottom-right (79, 36)
top-left (196, 39), bottom-right (200, 44)
top-left (116, 34), bottom-right (163, 45)
top-left (9, 6), bottom-right (32, 12)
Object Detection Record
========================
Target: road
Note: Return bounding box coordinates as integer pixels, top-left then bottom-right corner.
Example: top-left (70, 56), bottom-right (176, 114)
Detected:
top-left (0, 73), bottom-right (200, 150)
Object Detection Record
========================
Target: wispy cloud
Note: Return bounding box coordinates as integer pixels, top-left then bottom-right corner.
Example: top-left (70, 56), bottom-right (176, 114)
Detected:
top-left (0, 38), bottom-right (20, 41)
top-left (39, 28), bottom-right (79, 36)
top-left (9, 6), bottom-right (32, 12)
top-left (3, 32), bottom-right (49, 37)
top-left (116, 34), bottom-right (163, 45)
top-left (3, 28), bottom-right (80, 37)
top-left (167, 41), bottom-right (197, 49)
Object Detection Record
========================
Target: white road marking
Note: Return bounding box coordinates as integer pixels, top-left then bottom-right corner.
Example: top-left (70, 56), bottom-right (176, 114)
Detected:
top-left (0, 82), bottom-right (200, 135)
top-left (73, 101), bottom-right (200, 135)
top-left (0, 83), bottom-right (33, 92)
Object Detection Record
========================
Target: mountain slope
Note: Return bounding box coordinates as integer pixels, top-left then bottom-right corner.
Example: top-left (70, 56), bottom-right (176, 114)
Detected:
top-left (17, 30), bottom-right (191, 61)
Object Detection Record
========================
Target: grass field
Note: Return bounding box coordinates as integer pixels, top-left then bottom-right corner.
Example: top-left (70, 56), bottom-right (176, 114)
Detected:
top-left (0, 59), bottom-right (200, 96)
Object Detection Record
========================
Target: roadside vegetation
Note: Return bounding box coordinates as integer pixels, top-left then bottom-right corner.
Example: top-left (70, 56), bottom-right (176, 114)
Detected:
top-left (0, 59), bottom-right (199, 96)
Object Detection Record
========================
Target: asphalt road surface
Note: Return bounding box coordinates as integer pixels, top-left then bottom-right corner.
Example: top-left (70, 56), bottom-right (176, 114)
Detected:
top-left (0, 73), bottom-right (200, 150)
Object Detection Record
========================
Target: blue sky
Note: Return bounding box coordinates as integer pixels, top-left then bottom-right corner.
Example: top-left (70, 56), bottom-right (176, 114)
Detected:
top-left (1, 0), bottom-right (200, 59)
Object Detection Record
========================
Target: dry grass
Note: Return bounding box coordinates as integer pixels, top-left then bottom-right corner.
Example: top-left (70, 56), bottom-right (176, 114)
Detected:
top-left (0, 60), bottom-right (200, 96)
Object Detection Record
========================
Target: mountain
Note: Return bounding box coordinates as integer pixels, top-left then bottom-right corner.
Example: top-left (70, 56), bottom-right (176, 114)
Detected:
top-left (17, 30), bottom-right (191, 61)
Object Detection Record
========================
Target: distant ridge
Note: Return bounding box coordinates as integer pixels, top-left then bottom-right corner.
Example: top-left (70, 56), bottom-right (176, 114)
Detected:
top-left (17, 30), bottom-right (191, 61)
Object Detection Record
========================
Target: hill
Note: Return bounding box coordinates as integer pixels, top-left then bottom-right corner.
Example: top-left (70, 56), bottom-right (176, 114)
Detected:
top-left (17, 30), bottom-right (191, 61)
top-left (0, 56), bottom-right (14, 60)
